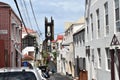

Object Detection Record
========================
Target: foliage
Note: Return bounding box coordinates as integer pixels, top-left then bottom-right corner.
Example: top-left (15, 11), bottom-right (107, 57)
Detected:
top-left (52, 52), bottom-right (57, 59)
top-left (42, 50), bottom-right (48, 58)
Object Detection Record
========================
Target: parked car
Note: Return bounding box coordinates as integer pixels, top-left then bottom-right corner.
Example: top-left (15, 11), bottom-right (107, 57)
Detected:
top-left (0, 67), bottom-right (43, 80)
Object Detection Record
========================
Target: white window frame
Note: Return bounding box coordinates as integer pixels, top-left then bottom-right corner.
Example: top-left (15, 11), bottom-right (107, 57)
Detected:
top-left (106, 48), bottom-right (111, 70)
top-left (115, 0), bottom-right (120, 32)
top-left (91, 14), bottom-right (94, 39)
top-left (96, 9), bottom-right (100, 38)
top-left (97, 48), bottom-right (101, 68)
top-left (104, 2), bottom-right (109, 35)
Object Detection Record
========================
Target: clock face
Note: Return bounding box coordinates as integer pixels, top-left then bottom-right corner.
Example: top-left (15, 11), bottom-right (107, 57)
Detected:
top-left (47, 32), bottom-right (51, 37)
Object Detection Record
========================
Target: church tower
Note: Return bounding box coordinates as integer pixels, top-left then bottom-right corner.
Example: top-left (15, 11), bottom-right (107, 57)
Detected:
top-left (45, 17), bottom-right (54, 41)
top-left (44, 17), bottom-right (54, 52)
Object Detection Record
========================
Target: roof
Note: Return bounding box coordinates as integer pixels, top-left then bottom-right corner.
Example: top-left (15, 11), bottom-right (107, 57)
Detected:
top-left (0, 2), bottom-right (10, 7)
top-left (56, 35), bottom-right (63, 41)
top-left (22, 27), bottom-right (36, 34)
top-left (64, 17), bottom-right (85, 31)
top-left (0, 2), bottom-right (22, 24)
top-left (73, 25), bottom-right (85, 35)
top-left (75, 17), bottom-right (85, 24)
top-left (51, 40), bottom-right (56, 43)
top-left (22, 54), bottom-right (34, 61)
top-left (64, 22), bottom-right (73, 31)
top-left (110, 34), bottom-right (120, 46)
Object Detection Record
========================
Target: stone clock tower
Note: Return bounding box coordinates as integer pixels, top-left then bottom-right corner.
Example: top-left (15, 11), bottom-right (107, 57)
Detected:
top-left (43, 17), bottom-right (54, 52)
top-left (45, 17), bottom-right (54, 41)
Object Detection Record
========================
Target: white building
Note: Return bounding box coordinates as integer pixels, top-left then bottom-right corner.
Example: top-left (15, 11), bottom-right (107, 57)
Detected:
top-left (56, 35), bottom-right (65, 74)
top-left (85, 0), bottom-right (120, 80)
top-left (22, 27), bottom-right (42, 66)
top-left (62, 18), bottom-right (85, 77)
top-left (73, 24), bottom-right (85, 79)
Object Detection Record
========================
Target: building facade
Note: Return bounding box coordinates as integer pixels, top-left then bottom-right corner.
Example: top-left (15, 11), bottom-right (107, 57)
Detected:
top-left (62, 18), bottom-right (85, 77)
top-left (85, 0), bottom-right (120, 80)
top-left (73, 25), bottom-right (86, 79)
top-left (22, 27), bottom-right (42, 67)
top-left (0, 2), bottom-right (22, 67)
top-left (56, 35), bottom-right (64, 73)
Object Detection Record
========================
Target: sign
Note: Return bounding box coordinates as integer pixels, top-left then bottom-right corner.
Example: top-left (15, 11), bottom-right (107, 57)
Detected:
top-left (0, 30), bottom-right (8, 34)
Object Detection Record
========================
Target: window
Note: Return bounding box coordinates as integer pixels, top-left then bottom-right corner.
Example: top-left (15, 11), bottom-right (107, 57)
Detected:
top-left (91, 14), bottom-right (94, 39)
top-left (79, 34), bottom-right (81, 46)
top-left (56, 43), bottom-right (59, 49)
top-left (115, 0), bottom-right (120, 32)
top-left (28, 51), bottom-right (34, 57)
top-left (74, 35), bottom-right (77, 46)
top-left (60, 43), bottom-right (62, 49)
top-left (11, 24), bottom-right (14, 40)
top-left (78, 30), bottom-right (85, 46)
top-left (82, 30), bottom-right (85, 45)
top-left (97, 48), bottom-right (101, 68)
top-left (96, 9), bottom-right (100, 38)
top-left (0, 72), bottom-right (37, 80)
top-left (22, 35), bottom-right (36, 49)
top-left (86, 18), bottom-right (89, 34)
top-left (76, 35), bottom-right (79, 45)
top-left (92, 49), bottom-right (94, 63)
top-left (86, 0), bottom-right (88, 5)
top-left (104, 2), bottom-right (109, 35)
top-left (105, 48), bottom-right (111, 70)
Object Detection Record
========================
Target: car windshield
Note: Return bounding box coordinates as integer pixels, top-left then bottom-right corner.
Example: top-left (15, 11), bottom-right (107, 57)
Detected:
top-left (0, 71), bottom-right (37, 80)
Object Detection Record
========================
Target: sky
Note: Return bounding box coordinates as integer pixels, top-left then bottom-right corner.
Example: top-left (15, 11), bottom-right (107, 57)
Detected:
top-left (0, 0), bottom-right (85, 39)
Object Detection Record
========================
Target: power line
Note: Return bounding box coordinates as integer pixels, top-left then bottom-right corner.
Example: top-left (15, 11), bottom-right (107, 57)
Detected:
top-left (14, 0), bottom-right (28, 34)
top-left (29, 0), bottom-right (42, 36)
top-left (19, 0), bottom-right (29, 28)
top-left (22, 0), bottom-right (33, 30)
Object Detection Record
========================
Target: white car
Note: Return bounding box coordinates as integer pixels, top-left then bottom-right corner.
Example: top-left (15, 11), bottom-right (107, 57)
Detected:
top-left (0, 67), bottom-right (43, 80)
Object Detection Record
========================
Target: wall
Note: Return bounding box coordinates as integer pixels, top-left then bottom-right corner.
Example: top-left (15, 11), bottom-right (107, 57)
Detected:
top-left (85, 0), bottom-right (116, 80)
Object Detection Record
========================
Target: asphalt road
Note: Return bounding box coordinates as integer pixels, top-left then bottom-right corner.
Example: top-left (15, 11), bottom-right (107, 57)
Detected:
top-left (48, 73), bottom-right (73, 80)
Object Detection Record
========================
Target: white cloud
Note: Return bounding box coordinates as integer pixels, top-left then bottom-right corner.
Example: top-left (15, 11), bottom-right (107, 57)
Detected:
top-left (0, 0), bottom-right (85, 39)
top-left (49, 1), bottom-right (83, 12)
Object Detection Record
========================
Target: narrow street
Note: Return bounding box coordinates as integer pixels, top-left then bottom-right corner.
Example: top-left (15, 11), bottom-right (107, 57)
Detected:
top-left (1, 0), bottom-right (120, 80)
top-left (48, 73), bottom-right (73, 80)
